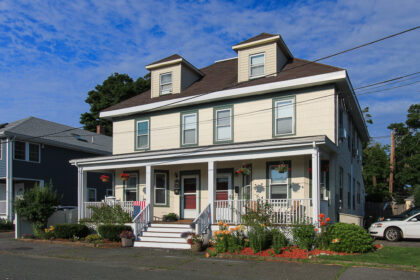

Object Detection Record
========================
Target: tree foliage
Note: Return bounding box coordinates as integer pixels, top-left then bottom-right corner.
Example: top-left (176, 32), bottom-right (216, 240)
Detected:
top-left (80, 73), bottom-right (150, 136)
top-left (363, 143), bottom-right (390, 202)
top-left (388, 104), bottom-right (420, 201)
top-left (14, 182), bottom-right (61, 233)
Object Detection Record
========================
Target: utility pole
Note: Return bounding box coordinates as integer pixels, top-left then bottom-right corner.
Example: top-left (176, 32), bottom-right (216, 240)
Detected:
top-left (389, 130), bottom-right (395, 194)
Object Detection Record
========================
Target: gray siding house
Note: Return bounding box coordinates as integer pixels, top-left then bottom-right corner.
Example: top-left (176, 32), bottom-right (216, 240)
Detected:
top-left (0, 117), bottom-right (113, 221)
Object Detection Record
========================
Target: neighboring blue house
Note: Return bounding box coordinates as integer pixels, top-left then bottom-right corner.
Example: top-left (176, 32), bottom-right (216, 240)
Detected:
top-left (0, 117), bottom-right (113, 221)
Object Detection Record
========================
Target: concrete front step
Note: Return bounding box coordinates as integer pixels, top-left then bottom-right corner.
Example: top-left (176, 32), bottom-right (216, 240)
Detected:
top-left (149, 223), bottom-right (192, 229)
top-left (134, 241), bottom-right (191, 250)
top-left (141, 231), bottom-right (186, 238)
top-left (137, 236), bottom-right (188, 243)
top-left (146, 227), bottom-right (193, 233)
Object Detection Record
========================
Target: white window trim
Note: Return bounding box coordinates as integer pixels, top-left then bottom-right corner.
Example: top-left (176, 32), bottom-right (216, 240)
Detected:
top-left (13, 141), bottom-right (41, 163)
top-left (249, 53), bottom-right (265, 79)
top-left (154, 172), bottom-right (167, 205)
top-left (159, 72), bottom-right (173, 95)
top-left (274, 97), bottom-right (295, 136)
top-left (87, 188), bottom-right (97, 202)
top-left (136, 120), bottom-right (150, 149)
top-left (269, 165), bottom-right (289, 199)
top-left (182, 112), bottom-right (198, 145)
top-left (215, 108), bottom-right (232, 142)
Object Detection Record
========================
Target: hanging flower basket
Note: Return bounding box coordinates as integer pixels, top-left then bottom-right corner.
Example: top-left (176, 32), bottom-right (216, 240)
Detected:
top-left (120, 173), bottom-right (130, 182)
top-left (100, 174), bottom-right (110, 183)
top-left (274, 163), bottom-right (289, 173)
top-left (236, 165), bottom-right (250, 175)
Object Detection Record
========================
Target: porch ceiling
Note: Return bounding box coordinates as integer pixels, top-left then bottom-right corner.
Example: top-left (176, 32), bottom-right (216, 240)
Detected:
top-left (70, 135), bottom-right (336, 171)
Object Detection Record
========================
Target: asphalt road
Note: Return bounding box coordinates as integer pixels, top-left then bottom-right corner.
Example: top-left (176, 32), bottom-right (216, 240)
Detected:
top-left (0, 232), bottom-right (419, 280)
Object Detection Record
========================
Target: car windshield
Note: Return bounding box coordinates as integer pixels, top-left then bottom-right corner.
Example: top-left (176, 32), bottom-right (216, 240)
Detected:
top-left (401, 208), bottom-right (420, 218)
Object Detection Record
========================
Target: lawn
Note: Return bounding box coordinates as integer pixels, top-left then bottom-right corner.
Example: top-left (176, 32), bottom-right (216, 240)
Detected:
top-left (316, 246), bottom-right (420, 268)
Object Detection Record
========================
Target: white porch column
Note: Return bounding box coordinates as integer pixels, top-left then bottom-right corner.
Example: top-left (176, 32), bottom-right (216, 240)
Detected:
top-left (208, 161), bottom-right (216, 223)
top-left (311, 145), bottom-right (320, 225)
top-left (77, 168), bottom-right (87, 220)
top-left (5, 138), bottom-right (13, 221)
top-left (145, 165), bottom-right (154, 222)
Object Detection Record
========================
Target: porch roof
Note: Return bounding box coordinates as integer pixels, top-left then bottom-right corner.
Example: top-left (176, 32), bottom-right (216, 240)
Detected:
top-left (70, 135), bottom-right (336, 171)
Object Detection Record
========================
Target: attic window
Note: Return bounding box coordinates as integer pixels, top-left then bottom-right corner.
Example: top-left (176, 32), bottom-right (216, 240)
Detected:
top-left (160, 72), bottom-right (172, 95)
top-left (249, 53), bottom-right (265, 78)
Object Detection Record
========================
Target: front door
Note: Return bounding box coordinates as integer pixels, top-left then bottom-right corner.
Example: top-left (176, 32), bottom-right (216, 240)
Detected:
top-left (215, 173), bottom-right (233, 222)
top-left (181, 175), bottom-right (199, 219)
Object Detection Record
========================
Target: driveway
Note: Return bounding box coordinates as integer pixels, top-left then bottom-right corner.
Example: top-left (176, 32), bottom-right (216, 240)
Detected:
top-left (0, 232), bottom-right (419, 280)
top-left (374, 239), bottom-right (420, 248)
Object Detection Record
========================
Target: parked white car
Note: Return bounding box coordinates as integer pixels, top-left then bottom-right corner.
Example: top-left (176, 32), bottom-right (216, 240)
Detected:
top-left (369, 213), bottom-right (420, 241)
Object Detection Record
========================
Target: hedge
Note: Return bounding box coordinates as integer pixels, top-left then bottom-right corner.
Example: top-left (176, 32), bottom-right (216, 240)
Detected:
top-left (54, 224), bottom-right (89, 239)
top-left (98, 225), bottom-right (132, 241)
top-left (328, 222), bottom-right (374, 253)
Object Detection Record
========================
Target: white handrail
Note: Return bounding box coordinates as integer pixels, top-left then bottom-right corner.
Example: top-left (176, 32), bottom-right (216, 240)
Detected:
top-left (193, 204), bottom-right (211, 235)
top-left (133, 203), bottom-right (150, 238)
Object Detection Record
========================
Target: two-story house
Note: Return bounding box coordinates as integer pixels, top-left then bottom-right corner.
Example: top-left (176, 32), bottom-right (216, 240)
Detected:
top-left (71, 33), bottom-right (368, 249)
top-left (0, 117), bottom-right (113, 221)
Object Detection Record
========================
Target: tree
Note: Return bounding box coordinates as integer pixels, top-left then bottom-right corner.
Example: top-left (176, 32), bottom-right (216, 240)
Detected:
top-left (80, 73), bottom-right (150, 136)
top-left (388, 104), bottom-right (420, 201)
top-left (362, 143), bottom-right (390, 202)
top-left (414, 185), bottom-right (420, 206)
top-left (14, 182), bottom-right (61, 234)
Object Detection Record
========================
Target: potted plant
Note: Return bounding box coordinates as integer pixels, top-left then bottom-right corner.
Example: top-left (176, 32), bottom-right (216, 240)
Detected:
top-left (274, 163), bottom-right (289, 173)
top-left (120, 173), bottom-right (130, 182)
top-left (120, 230), bottom-right (134, 247)
top-left (236, 165), bottom-right (250, 175)
top-left (100, 174), bottom-right (110, 183)
top-left (187, 233), bottom-right (204, 252)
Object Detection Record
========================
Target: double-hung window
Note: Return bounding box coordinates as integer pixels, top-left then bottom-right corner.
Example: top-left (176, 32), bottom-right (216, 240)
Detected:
top-left (14, 141), bottom-right (40, 162)
top-left (215, 106), bottom-right (233, 142)
top-left (181, 112), bottom-right (198, 146)
top-left (160, 73), bottom-right (172, 95)
top-left (249, 53), bottom-right (265, 78)
top-left (274, 97), bottom-right (295, 136)
top-left (154, 172), bottom-right (168, 205)
top-left (269, 164), bottom-right (289, 199)
top-left (87, 188), bottom-right (97, 202)
top-left (136, 119), bottom-right (149, 150)
top-left (124, 173), bottom-right (138, 201)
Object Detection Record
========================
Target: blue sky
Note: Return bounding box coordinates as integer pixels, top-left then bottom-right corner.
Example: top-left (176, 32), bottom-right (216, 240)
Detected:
top-left (0, 0), bottom-right (419, 144)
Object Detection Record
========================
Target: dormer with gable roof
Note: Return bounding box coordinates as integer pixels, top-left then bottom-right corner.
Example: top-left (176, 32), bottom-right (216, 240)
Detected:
top-left (146, 54), bottom-right (204, 98)
top-left (233, 33), bottom-right (293, 83)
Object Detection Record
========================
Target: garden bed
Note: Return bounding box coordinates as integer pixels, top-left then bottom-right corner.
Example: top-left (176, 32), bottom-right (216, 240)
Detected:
top-left (18, 237), bottom-right (122, 248)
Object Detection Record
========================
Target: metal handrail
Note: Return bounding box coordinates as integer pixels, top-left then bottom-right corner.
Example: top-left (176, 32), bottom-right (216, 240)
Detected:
top-left (193, 204), bottom-right (211, 235)
top-left (133, 203), bottom-right (150, 238)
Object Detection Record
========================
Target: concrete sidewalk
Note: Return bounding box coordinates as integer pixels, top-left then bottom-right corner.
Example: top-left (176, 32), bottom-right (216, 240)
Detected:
top-left (0, 232), bottom-right (419, 280)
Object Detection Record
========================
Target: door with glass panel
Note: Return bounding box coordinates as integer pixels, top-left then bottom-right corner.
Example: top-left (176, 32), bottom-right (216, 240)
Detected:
top-left (215, 173), bottom-right (233, 223)
top-left (181, 175), bottom-right (199, 219)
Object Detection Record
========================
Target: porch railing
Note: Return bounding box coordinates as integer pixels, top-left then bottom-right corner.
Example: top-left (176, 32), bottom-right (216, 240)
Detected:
top-left (214, 199), bottom-right (312, 225)
top-left (193, 203), bottom-right (211, 235)
top-left (133, 203), bottom-right (150, 238)
top-left (0, 200), bottom-right (6, 215)
top-left (82, 201), bottom-right (134, 219)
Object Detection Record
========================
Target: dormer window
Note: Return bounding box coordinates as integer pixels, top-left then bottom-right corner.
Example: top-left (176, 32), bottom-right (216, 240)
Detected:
top-left (249, 53), bottom-right (265, 78)
top-left (160, 72), bottom-right (172, 95)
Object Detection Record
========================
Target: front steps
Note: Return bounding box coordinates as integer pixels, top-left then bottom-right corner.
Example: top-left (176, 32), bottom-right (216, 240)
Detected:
top-left (134, 223), bottom-right (194, 250)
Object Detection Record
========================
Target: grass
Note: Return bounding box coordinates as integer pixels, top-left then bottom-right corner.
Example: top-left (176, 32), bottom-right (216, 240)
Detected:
top-left (316, 246), bottom-right (420, 269)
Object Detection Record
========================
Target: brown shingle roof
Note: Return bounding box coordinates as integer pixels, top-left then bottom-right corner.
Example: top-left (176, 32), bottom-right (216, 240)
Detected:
top-left (233, 33), bottom-right (278, 46)
top-left (102, 58), bottom-right (343, 113)
top-left (146, 54), bottom-right (182, 66)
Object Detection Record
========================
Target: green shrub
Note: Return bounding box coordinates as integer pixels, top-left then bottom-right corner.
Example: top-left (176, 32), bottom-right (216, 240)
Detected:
top-left (85, 234), bottom-right (103, 244)
top-left (292, 224), bottom-right (315, 251)
top-left (0, 219), bottom-right (14, 231)
top-left (54, 224), bottom-right (89, 239)
top-left (328, 223), bottom-right (374, 253)
top-left (249, 228), bottom-right (272, 253)
top-left (89, 204), bottom-right (132, 226)
top-left (271, 228), bottom-right (289, 254)
top-left (163, 213), bottom-right (178, 222)
top-left (98, 225), bottom-right (132, 241)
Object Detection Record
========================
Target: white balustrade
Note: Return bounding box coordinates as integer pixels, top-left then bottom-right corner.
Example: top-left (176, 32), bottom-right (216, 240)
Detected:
top-left (82, 201), bottom-right (135, 219)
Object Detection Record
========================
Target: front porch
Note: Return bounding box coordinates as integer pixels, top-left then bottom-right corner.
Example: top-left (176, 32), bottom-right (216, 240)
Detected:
top-left (74, 136), bottom-right (337, 235)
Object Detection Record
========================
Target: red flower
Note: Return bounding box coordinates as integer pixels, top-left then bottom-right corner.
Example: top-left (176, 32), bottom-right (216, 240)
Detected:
top-left (315, 228), bottom-right (318, 232)
top-left (319, 213), bottom-right (325, 218)
top-left (325, 217), bottom-right (331, 222)
top-left (320, 222), bottom-right (326, 226)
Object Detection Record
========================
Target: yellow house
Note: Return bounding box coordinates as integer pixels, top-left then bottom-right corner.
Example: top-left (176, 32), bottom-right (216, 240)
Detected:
top-left (71, 33), bottom-right (369, 249)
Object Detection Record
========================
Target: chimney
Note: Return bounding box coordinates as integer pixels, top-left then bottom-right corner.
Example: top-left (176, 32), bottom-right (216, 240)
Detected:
top-left (96, 124), bottom-right (102, 135)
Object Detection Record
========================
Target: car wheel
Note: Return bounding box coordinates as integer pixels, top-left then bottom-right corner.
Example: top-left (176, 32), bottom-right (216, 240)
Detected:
top-left (384, 227), bottom-right (401, 242)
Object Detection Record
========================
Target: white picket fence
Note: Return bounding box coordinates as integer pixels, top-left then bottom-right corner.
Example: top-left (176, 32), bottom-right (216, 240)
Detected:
top-left (83, 201), bottom-right (134, 219)
top-left (215, 199), bottom-right (312, 225)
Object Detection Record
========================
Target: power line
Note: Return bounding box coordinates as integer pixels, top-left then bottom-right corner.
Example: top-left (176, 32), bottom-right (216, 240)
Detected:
top-left (357, 80), bottom-right (420, 96)
top-left (10, 27), bottom-right (420, 142)
top-left (354, 71), bottom-right (420, 90)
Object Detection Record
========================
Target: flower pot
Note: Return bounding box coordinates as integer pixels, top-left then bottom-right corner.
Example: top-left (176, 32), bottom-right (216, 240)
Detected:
top-left (191, 242), bottom-right (203, 252)
top-left (121, 238), bottom-right (133, 247)
top-left (101, 178), bottom-right (110, 183)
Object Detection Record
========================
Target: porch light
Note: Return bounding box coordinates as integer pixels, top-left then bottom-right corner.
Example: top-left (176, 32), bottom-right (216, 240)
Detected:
top-left (174, 178), bottom-right (180, 195)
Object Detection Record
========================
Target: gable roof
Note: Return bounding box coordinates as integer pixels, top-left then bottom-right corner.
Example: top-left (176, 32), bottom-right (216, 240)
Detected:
top-left (102, 57), bottom-right (342, 113)
top-left (146, 54), bottom-right (183, 67)
top-left (233, 32), bottom-right (278, 46)
top-left (0, 117), bottom-right (112, 155)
